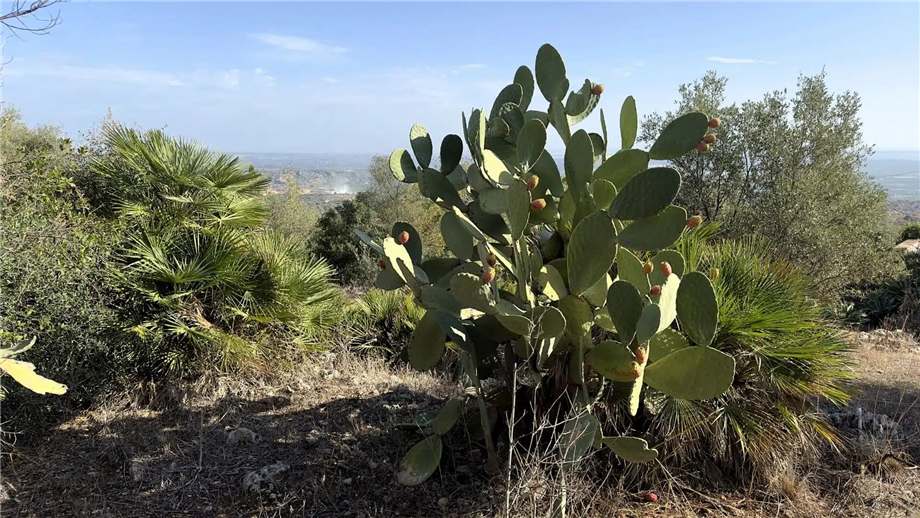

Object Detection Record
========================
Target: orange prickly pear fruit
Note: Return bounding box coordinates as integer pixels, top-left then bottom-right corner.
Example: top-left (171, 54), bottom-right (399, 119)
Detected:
top-left (591, 83), bottom-right (604, 95)
top-left (644, 491), bottom-right (659, 503)
top-left (634, 346), bottom-right (648, 365)
top-left (649, 285), bottom-right (662, 297)
top-left (659, 261), bottom-right (672, 277)
top-left (687, 214), bottom-right (703, 229)
top-left (530, 198), bottom-right (547, 211)
top-left (397, 231), bottom-right (410, 245)
top-left (526, 175), bottom-right (540, 191)
top-left (642, 260), bottom-right (654, 275)
top-left (486, 254), bottom-right (497, 267)
top-left (696, 141), bottom-right (710, 153)
top-left (703, 133), bottom-right (717, 144)
top-left (708, 117), bottom-right (720, 129)
top-left (481, 267), bottom-right (496, 284)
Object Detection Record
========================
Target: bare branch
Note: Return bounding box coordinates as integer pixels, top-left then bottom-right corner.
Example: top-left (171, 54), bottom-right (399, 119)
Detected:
top-left (1, 1), bottom-right (63, 35)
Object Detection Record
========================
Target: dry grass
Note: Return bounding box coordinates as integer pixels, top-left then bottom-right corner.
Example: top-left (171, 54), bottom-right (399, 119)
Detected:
top-left (1, 336), bottom-right (919, 517)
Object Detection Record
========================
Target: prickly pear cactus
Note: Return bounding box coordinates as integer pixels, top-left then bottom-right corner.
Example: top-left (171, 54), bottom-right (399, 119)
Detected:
top-left (359, 44), bottom-right (733, 485)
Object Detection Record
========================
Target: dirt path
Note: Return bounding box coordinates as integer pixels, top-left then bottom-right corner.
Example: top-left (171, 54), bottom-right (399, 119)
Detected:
top-left (1, 340), bottom-right (918, 517)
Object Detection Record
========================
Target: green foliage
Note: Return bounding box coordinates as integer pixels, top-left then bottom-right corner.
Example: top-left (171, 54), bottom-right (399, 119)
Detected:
top-left (639, 238), bottom-right (853, 476)
top-left (641, 71), bottom-right (897, 297)
top-left (0, 110), bottom-right (139, 421)
top-left (310, 193), bottom-right (382, 286)
top-left (362, 44), bottom-right (735, 484)
top-left (839, 250), bottom-right (920, 332)
top-left (900, 222), bottom-right (920, 242)
top-left (91, 125), bottom-right (336, 376)
top-left (264, 175), bottom-right (320, 239)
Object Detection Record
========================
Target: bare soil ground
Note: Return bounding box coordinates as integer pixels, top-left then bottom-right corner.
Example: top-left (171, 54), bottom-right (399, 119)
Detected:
top-left (1, 335), bottom-right (918, 517)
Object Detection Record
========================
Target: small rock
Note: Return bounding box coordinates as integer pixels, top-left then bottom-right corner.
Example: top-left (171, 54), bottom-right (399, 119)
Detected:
top-left (242, 462), bottom-right (290, 494)
top-left (438, 497), bottom-right (448, 508)
top-left (226, 427), bottom-right (260, 446)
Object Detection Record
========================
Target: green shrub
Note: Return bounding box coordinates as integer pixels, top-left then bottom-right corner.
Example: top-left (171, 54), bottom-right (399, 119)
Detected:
top-left (0, 110), bottom-right (141, 428)
top-left (840, 250), bottom-right (920, 332)
top-left (309, 192), bottom-right (382, 287)
top-left (637, 236), bottom-right (852, 476)
top-left (641, 71), bottom-right (897, 297)
top-left (90, 125), bottom-right (337, 376)
top-left (900, 223), bottom-right (920, 242)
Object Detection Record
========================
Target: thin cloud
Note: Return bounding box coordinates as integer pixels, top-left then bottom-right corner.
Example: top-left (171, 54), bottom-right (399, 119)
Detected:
top-left (6, 63), bottom-right (185, 87)
top-left (250, 33), bottom-right (346, 56)
top-left (707, 56), bottom-right (777, 65)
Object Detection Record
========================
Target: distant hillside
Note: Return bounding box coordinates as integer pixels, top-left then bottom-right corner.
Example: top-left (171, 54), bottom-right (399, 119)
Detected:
top-left (239, 150), bottom-right (919, 205)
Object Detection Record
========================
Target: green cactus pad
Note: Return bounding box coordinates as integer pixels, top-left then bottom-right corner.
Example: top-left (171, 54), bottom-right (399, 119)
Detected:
top-left (587, 340), bottom-right (640, 382)
top-left (644, 346), bottom-right (735, 400)
top-left (649, 112), bottom-right (709, 160)
top-left (565, 79), bottom-right (600, 126)
top-left (635, 303), bottom-right (661, 344)
top-left (535, 264), bottom-right (568, 301)
top-left (535, 43), bottom-right (567, 102)
top-left (531, 152), bottom-right (564, 197)
top-left (583, 273), bottom-right (612, 308)
top-left (505, 179), bottom-right (531, 240)
top-left (439, 134), bottom-right (463, 174)
top-left (467, 109), bottom-right (486, 163)
top-left (409, 123), bottom-right (433, 169)
top-left (450, 207), bottom-right (488, 241)
top-left (591, 179), bottom-right (617, 211)
top-left (593, 151), bottom-right (649, 195)
top-left (566, 211), bottom-right (617, 296)
top-left (610, 167), bottom-right (681, 220)
top-left (410, 311), bottom-right (447, 370)
top-left (469, 203), bottom-right (511, 244)
top-left (676, 271), bottom-right (719, 346)
top-left (594, 309), bottom-right (616, 332)
top-left (517, 118), bottom-right (547, 168)
top-left (618, 205), bottom-right (688, 251)
top-left (450, 272), bottom-right (495, 314)
top-left (482, 149), bottom-right (514, 187)
top-left (374, 266), bottom-right (404, 290)
top-left (601, 436), bottom-right (658, 463)
top-left (648, 328), bottom-right (688, 363)
top-left (389, 148), bottom-right (418, 183)
top-left (397, 435), bottom-right (443, 486)
top-left (606, 280), bottom-right (643, 344)
top-left (392, 222), bottom-right (422, 265)
top-left (649, 250), bottom-right (685, 285)
top-left (383, 237), bottom-right (428, 288)
top-left (588, 132), bottom-right (605, 163)
top-left (513, 65), bottom-right (535, 111)
top-left (548, 98), bottom-right (571, 144)
top-left (619, 96), bottom-right (638, 150)
top-left (564, 130), bottom-right (595, 194)
top-left (419, 168), bottom-right (464, 207)
top-left (534, 305), bottom-right (566, 341)
top-left (421, 258), bottom-right (462, 284)
top-left (490, 83), bottom-right (524, 119)
top-left (440, 212), bottom-right (474, 260)
top-left (431, 398), bottom-right (463, 436)
top-left (560, 410), bottom-right (599, 464)
top-left (478, 188), bottom-right (508, 215)
top-left (559, 295), bottom-right (593, 339)
top-left (420, 285), bottom-right (462, 315)
top-left (615, 248), bottom-right (650, 292)
top-left (495, 301), bottom-right (532, 336)
top-left (655, 273), bottom-right (680, 332)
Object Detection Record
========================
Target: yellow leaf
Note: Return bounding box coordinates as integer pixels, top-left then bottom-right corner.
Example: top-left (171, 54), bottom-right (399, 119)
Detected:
top-left (0, 359), bottom-right (67, 395)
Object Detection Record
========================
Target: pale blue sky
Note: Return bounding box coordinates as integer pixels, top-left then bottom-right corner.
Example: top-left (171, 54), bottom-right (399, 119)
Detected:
top-left (2, 1), bottom-right (918, 154)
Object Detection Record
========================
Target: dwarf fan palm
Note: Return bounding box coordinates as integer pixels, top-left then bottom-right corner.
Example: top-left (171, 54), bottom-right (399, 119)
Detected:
top-left (632, 232), bottom-right (852, 477)
top-left (92, 125), bottom-right (336, 375)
